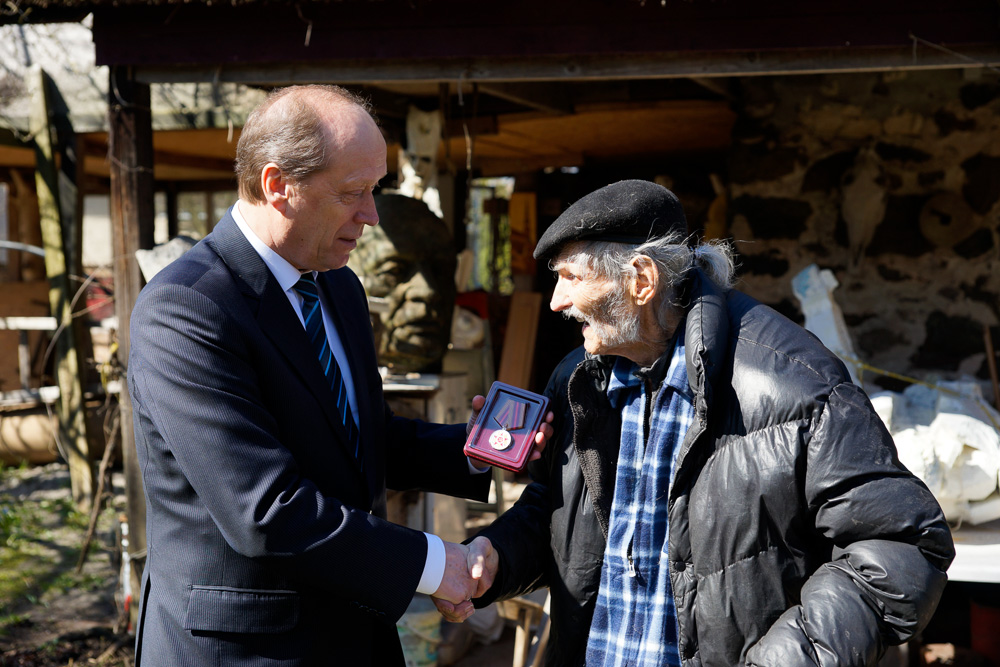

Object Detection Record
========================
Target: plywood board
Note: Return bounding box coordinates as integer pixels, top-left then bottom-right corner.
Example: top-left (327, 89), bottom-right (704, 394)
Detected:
top-left (498, 291), bottom-right (542, 390)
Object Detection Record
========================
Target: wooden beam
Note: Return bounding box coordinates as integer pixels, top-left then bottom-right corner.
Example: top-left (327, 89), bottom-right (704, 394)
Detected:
top-left (153, 149), bottom-right (234, 173)
top-left (478, 83), bottom-right (574, 115)
top-left (133, 44), bottom-right (1000, 87)
top-left (108, 64), bottom-right (154, 628)
top-left (0, 144), bottom-right (34, 167)
top-left (31, 68), bottom-right (95, 510)
top-left (95, 1), bottom-right (1000, 68)
top-left (443, 116), bottom-right (499, 140)
top-left (82, 138), bottom-right (236, 174)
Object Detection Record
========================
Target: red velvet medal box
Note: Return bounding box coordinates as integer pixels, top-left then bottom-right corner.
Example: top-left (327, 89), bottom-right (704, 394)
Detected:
top-left (464, 381), bottom-right (550, 473)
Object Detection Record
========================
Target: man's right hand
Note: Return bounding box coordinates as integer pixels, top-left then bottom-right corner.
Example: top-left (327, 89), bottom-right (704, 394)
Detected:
top-left (432, 537), bottom-right (498, 623)
top-left (431, 541), bottom-right (477, 622)
top-left (433, 541), bottom-right (478, 602)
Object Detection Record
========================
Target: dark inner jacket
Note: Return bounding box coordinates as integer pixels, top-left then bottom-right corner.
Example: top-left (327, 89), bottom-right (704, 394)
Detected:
top-left (475, 267), bottom-right (955, 667)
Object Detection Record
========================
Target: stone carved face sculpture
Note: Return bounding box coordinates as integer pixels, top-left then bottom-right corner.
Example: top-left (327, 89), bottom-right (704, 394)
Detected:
top-left (349, 194), bottom-right (456, 373)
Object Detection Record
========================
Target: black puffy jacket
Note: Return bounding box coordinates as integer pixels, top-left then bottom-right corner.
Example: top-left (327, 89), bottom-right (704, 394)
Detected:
top-left (476, 269), bottom-right (954, 667)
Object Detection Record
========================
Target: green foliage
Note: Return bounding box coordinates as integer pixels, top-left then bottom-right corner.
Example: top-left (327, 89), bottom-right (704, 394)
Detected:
top-left (0, 502), bottom-right (29, 547)
top-left (0, 550), bottom-right (41, 617)
top-left (50, 570), bottom-right (108, 594)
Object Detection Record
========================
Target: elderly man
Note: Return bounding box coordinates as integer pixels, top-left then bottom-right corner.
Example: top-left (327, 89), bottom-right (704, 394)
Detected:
top-left (128, 85), bottom-right (550, 667)
top-left (448, 180), bottom-right (954, 666)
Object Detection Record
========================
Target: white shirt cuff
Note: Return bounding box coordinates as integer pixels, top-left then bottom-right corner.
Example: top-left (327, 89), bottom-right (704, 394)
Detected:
top-left (416, 532), bottom-right (446, 595)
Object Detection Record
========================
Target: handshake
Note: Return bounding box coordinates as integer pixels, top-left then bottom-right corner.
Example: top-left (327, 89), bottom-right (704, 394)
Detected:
top-left (430, 536), bottom-right (497, 623)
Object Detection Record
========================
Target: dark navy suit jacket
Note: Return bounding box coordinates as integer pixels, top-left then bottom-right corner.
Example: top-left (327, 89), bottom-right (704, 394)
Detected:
top-left (128, 211), bottom-right (489, 666)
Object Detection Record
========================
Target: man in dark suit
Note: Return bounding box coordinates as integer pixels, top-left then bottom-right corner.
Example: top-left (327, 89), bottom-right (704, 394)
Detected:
top-left (128, 85), bottom-right (548, 666)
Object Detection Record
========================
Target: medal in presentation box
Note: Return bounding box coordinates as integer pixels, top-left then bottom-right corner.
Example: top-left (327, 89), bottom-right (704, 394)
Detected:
top-left (463, 381), bottom-right (549, 473)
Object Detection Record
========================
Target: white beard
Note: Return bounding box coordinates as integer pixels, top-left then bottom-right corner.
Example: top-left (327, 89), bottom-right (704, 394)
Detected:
top-left (563, 291), bottom-right (641, 351)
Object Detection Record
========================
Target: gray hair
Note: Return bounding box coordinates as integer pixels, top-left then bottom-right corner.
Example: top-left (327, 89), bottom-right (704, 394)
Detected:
top-left (554, 233), bottom-right (737, 332)
top-left (235, 85), bottom-right (375, 204)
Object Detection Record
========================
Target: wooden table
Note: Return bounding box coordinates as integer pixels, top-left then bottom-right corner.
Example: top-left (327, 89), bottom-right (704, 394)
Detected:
top-left (948, 518), bottom-right (1000, 584)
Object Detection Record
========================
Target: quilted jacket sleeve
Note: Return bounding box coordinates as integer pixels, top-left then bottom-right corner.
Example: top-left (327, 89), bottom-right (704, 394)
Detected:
top-left (746, 381), bottom-right (955, 667)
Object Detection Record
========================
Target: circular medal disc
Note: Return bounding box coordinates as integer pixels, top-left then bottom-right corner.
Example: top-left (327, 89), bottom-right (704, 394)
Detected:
top-left (489, 429), bottom-right (512, 451)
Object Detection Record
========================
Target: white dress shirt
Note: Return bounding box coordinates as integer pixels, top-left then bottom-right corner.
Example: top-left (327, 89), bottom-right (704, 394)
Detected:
top-left (231, 202), bottom-right (445, 595)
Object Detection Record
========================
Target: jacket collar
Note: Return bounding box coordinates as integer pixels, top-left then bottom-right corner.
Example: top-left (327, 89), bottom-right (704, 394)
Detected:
top-left (571, 268), bottom-right (730, 537)
top-left (206, 211), bottom-right (371, 482)
top-left (681, 267), bottom-right (729, 422)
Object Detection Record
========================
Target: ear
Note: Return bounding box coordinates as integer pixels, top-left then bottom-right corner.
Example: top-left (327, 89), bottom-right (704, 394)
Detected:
top-left (631, 255), bottom-right (659, 306)
top-left (261, 163), bottom-right (290, 208)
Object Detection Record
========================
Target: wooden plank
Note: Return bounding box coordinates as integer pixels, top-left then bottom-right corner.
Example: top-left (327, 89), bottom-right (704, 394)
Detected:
top-left (0, 381), bottom-right (120, 409)
top-left (0, 316), bottom-right (58, 330)
top-left (509, 192), bottom-right (537, 276)
top-left (0, 145), bottom-right (34, 167)
top-left (108, 64), bottom-right (154, 628)
top-left (31, 68), bottom-right (95, 510)
top-left (497, 292), bottom-right (543, 390)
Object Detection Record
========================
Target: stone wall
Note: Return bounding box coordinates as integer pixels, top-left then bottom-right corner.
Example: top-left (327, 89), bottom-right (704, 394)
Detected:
top-left (728, 69), bottom-right (1000, 393)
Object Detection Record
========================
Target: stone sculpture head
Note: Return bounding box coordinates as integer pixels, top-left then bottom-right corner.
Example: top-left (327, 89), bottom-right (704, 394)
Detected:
top-left (349, 193), bottom-right (457, 373)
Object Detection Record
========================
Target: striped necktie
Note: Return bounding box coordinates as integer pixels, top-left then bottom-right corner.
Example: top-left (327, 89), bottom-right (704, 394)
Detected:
top-left (293, 274), bottom-right (361, 465)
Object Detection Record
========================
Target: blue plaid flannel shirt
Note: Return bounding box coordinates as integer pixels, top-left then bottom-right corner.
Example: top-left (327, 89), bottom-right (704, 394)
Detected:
top-left (586, 333), bottom-right (694, 667)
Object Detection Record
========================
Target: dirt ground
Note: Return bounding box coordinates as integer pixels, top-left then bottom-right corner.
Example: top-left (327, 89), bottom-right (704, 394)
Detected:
top-left (0, 463), bottom-right (524, 667)
top-left (0, 463), bottom-right (131, 666)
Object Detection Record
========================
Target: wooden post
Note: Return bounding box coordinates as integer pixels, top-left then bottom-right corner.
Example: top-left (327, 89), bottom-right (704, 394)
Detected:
top-left (108, 64), bottom-right (154, 626)
top-left (66, 134), bottom-right (96, 394)
top-left (166, 182), bottom-right (178, 240)
top-left (31, 68), bottom-right (95, 510)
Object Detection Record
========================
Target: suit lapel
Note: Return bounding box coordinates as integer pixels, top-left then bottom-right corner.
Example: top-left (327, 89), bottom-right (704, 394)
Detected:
top-left (208, 213), bottom-right (365, 478)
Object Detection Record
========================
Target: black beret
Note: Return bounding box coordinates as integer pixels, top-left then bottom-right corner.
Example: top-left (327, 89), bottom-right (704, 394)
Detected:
top-left (533, 179), bottom-right (688, 261)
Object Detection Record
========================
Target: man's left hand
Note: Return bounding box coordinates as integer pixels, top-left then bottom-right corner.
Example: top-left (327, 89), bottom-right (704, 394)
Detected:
top-left (531, 411), bottom-right (555, 461)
